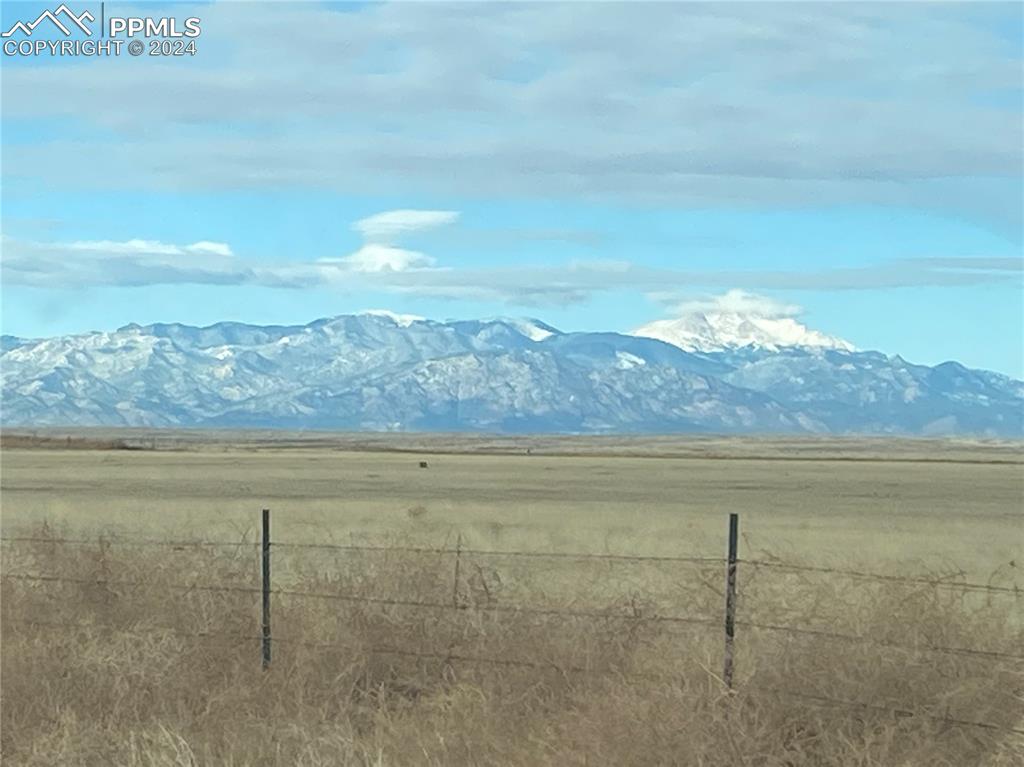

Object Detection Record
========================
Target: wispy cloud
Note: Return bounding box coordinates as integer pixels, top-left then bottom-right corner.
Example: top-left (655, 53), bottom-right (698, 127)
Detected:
top-left (64, 239), bottom-right (234, 258)
top-left (2, 3), bottom-right (1020, 229)
top-left (668, 290), bottom-right (802, 319)
top-left (353, 210), bottom-right (459, 242)
top-left (3, 223), bottom-right (1019, 303)
top-left (323, 208), bottom-right (459, 273)
top-left (329, 244), bottom-right (437, 273)
top-left (1, 236), bottom-right (246, 288)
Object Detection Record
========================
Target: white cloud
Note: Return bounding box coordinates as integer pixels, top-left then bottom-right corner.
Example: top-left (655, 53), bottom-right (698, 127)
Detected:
top-left (64, 239), bottom-right (234, 258)
top-left (333, 208), bottom-right (456, 272)
top-left (0, 3), bottom-right (1019, 229)
top-left (2, 230), bottom-right (1018, 304)
top-left (332, 244), bottom-right (437, 273)
top-left (66, 239), bottom-right (181, 256)
top-left (185, 241), bottom-right (234, 257)
top-left (353, 210), bottom-right (459, 242)
top-left (2, 236), bottom-right (247, 288)
top-left (671, 289), bottom-right (802, 319)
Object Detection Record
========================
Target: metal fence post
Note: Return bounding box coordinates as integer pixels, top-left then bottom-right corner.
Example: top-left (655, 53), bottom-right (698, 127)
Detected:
top-left (261, 507), bottom-right (271, 670)
top-left (723, 513), bottom-right (739, 689)
top-left (452, 533), bottom-right (463, 608)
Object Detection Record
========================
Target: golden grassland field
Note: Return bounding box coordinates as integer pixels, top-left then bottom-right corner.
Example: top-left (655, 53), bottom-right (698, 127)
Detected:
top-left (1, 431), bottom-right (1022, 765)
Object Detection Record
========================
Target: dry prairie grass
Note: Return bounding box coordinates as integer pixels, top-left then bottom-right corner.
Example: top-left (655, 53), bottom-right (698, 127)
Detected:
top-left (2, 526), bottom-right (1022, 767)
top-left (0, 434), bottom-right (139, 451)
top-left (5, 444), bottom-right (1021, 582)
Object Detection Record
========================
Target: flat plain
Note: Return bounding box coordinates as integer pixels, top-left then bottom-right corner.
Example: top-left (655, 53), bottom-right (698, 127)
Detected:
top-left (2, 431), bottom-right (1022, 579)
top-left (3, 431), bottom-right (1024, 765)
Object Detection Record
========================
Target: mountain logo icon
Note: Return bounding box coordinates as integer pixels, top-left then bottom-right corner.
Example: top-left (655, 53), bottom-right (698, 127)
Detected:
top-left (2, 4), bottom-right (95, 37)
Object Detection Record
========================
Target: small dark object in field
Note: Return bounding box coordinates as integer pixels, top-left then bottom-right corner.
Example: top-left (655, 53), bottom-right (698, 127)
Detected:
top-left (419, 461), bottom-right (429, 468)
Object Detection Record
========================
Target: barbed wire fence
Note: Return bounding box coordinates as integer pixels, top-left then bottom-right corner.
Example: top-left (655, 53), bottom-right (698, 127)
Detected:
top-left (2, 510), bottom-right (1022, 737)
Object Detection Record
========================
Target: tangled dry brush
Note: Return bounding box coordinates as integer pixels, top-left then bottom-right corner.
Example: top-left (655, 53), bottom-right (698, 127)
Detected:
top-left (2, 526), bottom-right (1022, 766)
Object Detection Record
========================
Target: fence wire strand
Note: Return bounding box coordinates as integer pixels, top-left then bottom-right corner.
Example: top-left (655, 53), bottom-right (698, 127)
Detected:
top-left (4, 570), bottom-right (1021, 661)
top-left (5, 536), bottom-right (1018, 596)
top-left (5, 532), bottom-right (1024, 740)
top-left (4, 617), bottom-right (1023, 736)
top-left (763, 687), bottom-right (1024, 736)
top-left (740, 558), bottom-right (1021, 595)
top-left (276, 541), bottom-right (724, 564)
top-left (0, 535), bottom-right (721, 564)
top-left (0, 535), bottom-right (258, 550)
top-left (734, 620), bottom-right (1024, 662)
top-left (0, 571), bottom-right (718, 628)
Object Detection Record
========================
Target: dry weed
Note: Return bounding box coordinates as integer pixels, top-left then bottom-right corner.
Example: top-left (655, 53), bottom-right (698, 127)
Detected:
top-left (1, 526), bottom-right (1021, 766)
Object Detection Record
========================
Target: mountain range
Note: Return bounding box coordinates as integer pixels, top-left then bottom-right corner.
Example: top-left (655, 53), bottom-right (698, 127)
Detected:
top-left (1, 311), bottom-right (1021, 436)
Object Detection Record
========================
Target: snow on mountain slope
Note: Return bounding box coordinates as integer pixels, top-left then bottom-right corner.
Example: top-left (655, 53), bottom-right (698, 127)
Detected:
top-left (1, 313), bottom-right (1020, 435)
top-left (715, 347), bottom-right (1022, 436)
top-left (632, 289), bottom-right (853, 352)
top-left (496, 318), bottom-right (558, 342)
top-left (359, 309), bottom-right (426, 327)
top-left (632, 312), bottom-right (853, 353)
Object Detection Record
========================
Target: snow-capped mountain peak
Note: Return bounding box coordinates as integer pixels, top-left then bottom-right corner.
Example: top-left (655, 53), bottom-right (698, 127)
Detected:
top-left (492, 317), bottom-right (559, 342)
top-left (632, 311), bottom-right (854, 353)
top-left (358, 310), bottom-right (427, 327)
top-left (1, 313), bottom-right (1019, 436)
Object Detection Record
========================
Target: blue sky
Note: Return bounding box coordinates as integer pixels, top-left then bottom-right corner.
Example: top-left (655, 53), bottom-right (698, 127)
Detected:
top-left (2, 1), bottom-right (1022, 376)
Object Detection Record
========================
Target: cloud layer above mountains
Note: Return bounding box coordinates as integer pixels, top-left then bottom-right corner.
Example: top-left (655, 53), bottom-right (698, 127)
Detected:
top-left (3, 207), bottom-right (1020, 305)
top-left (3, 3), bottom-right (1021, 228)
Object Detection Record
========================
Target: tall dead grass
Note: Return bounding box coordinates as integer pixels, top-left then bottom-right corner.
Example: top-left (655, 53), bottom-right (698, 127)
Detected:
top-left (1, 526), bottom-right (1022, 766)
